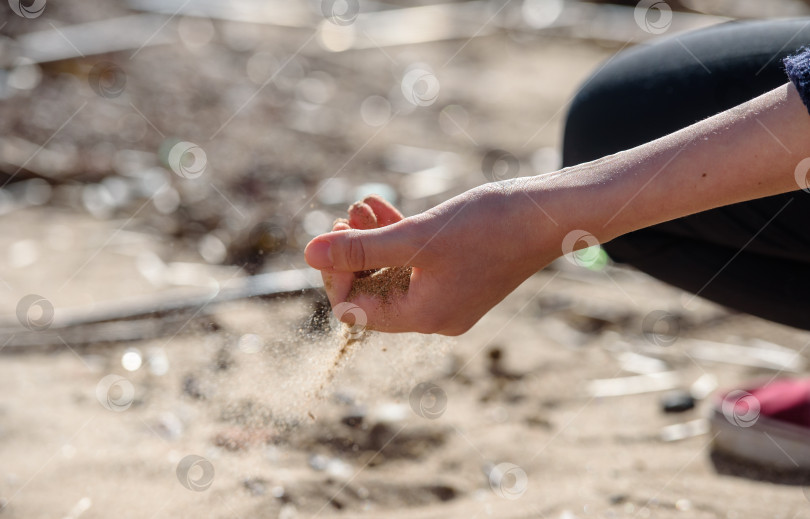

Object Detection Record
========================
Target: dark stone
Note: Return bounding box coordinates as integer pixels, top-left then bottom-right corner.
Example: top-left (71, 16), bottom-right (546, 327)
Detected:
top-left (661, 390), bottom-right (695, 413)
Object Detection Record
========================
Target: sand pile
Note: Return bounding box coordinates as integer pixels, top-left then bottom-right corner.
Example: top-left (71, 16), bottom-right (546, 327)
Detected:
top-left (348, 266), bottom-right (413, 303)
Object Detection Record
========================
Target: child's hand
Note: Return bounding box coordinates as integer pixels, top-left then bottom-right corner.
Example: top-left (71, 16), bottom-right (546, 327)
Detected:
top-left (305, 184), bottom-right (562, 335)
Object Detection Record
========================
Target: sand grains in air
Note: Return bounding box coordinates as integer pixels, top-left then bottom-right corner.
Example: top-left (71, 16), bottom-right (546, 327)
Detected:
top-left (316, 266), bottom-right (413, 401)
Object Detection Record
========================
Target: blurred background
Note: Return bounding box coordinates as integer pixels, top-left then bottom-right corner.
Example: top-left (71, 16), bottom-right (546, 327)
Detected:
top-left (2, 1), bottom-right (810, 518)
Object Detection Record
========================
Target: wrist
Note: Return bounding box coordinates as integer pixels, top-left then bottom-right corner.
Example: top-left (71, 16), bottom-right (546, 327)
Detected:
top-left (518, 155), bottom-right (633, 253)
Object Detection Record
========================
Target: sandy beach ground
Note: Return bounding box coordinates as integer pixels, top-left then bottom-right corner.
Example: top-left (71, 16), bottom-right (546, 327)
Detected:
top-left (2, 1), bottom-right (810, 517)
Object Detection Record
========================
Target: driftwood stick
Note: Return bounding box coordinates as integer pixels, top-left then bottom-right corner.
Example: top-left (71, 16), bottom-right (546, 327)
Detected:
top-left (0, 268), bottom-right (323, 349)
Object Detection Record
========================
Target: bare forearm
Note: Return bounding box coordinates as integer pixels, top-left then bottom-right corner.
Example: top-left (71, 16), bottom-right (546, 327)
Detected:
top-left (525, 82), bottom-right (810, 245)
top-left (307, 76), bottom-right (810, 334)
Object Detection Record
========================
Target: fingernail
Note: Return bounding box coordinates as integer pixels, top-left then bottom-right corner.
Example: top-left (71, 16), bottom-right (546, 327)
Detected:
top-left (306, 239), bottom-right (333, 269)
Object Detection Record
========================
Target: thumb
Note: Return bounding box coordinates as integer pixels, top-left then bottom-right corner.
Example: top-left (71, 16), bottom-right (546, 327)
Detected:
top-left (305, 221), bottom-right (418, 272)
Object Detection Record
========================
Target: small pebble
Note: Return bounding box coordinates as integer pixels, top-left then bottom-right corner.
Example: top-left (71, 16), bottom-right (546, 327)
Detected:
top-left (279, 503), bottom-right (298, 519)
top-left (341, 406), bottom-right (366, 428)
top-left (309, 453), bottom-right (329, 471)
top-left (242, 477), bottom-right (267, 496)
top-left (660, 390), bottom-right (695, 413)
top-left (326, 458), bottom-right (352, 480)
top-left (675, 498), bottom-right (692, 511)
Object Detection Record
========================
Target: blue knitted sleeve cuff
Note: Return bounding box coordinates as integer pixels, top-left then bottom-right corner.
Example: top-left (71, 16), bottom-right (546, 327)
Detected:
top-left (785, 48), bottom-right (810, 116)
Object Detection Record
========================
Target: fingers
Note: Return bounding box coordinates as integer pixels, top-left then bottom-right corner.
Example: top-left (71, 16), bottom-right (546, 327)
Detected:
top-left (362, 195), bottom-right (403, 226)
top-left (307, 195), bottom-right (416, 321)
top-left (347, 195), bottom-right (402, 230)
top-left (348, 202), bottom-right (378, 230)
top-left (332, 218), bottom-right (350, 231)
top-left (306, 221), bottom-right (419, 272)
top-left (321, 269), bottom-right (354, 308)
top-left (319, 218), bottom-right (354, 306)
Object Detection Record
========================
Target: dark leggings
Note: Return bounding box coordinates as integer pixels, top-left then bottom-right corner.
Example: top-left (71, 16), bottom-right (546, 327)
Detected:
top-left (562, 18), bottom-right (810, 330)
